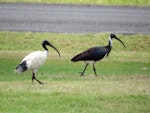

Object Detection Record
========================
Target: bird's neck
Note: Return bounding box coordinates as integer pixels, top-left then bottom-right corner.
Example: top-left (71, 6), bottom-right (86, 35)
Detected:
top-left (43, 44), bottom-right (48, 51)
top-left (44, 50), bottom-right (49, 56)
top-left (108, 36), bottom-right (112, 47)
top-left (105, 45), bottom-right (112, 57)
top-left (106, 36), bottom-right (112, 53)
top-left (106, 45), bottom-right (112, 51)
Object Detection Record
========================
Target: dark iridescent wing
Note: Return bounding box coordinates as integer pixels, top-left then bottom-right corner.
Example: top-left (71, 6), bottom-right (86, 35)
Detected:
top-left (71, 46), bottom-right (108, 62)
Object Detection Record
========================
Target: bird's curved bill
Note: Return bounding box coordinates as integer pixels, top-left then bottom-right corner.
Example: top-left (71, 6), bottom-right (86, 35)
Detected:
top-left (114, 37), bottom-right (125, 47)
top-left (49, 44), bottom-right (61, 57)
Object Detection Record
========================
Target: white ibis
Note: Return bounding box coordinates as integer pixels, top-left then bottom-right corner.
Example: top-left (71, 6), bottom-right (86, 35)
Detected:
top-left (71, 34), bottom-right (125, 77)
top-left (15, 40), bottom-right (61, 84)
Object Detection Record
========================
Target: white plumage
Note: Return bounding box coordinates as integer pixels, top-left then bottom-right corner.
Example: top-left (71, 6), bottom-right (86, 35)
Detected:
top-left (15, 40), bottom-right (61, 84)
top-left (22, 51), bottom-right (48, 73)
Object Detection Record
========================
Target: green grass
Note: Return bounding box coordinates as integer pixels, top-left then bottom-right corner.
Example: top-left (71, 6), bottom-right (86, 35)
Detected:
top-left (0, 31), bottom-right (150, 113)
top-left (0, 0), bottom-right (150, 6)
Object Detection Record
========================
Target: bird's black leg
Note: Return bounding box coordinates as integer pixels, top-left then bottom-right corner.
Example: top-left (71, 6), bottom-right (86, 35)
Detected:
top-left (32, 73), bottom-right (44, 84)
top-left (81, 63), bottom-right (89, 76)
top-left (32, 73), bottom-right (34, 84)
top-left (93, 63), bottom-right (97, 77)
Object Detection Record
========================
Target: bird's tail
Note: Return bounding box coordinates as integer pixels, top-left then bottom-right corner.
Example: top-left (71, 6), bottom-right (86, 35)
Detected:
top-left (71, 54), bottom-right (81, 62)
top-left (15, 61), bottom-right (27, 73)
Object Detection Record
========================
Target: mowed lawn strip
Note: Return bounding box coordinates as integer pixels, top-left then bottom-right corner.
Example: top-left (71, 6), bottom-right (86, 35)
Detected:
top-left (0, 0), bottom-right (150, 6)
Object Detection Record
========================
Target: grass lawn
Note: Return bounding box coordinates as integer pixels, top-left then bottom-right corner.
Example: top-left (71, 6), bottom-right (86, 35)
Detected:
top-left (0, 0), bottom-right (150, 6)
top-left (0, 31), bottom-right (150, 113)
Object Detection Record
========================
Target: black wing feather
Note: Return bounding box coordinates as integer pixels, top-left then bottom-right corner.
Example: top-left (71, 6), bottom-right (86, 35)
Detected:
top-left (71, 46), bottom-right (108, 62)
top-left (15, 61), bottom-right (28, 73)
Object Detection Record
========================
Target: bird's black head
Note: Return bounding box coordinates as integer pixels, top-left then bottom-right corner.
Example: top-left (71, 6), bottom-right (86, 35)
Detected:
top-left (42, 40), bottom-right (51, 47)
top-left (110, 33), bottom-right (117, 39)
top-left (110, 34), bottom-right (125, 47)
top-left (42, 40), bottom-right (61, 57)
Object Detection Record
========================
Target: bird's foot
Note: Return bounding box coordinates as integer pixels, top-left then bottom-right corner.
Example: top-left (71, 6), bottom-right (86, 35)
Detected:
top-left (38, 81), bottom-right (44, 85)
top-left (40, 81), bottom-right (48, 85)
top-left (78, 72), bottom-right (84, 76)
top-left (95, 74), bottom-right (97, 77)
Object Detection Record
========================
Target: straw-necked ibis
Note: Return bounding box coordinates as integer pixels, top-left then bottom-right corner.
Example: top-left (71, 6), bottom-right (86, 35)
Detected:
top-left (71, 34), bottom-right (125, 77)
top-left (15, 40), bottom-right (61, 84)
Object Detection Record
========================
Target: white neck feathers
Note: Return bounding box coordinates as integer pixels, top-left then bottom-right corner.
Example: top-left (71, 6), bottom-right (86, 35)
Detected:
top-left (109, 36), bottom-right (112, 46)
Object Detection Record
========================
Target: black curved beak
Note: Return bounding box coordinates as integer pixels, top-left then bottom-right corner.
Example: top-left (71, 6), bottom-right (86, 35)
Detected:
top-left (49, 43), bottom-right (61, 57)
top-left (114, 36), bottom-right (125, 47)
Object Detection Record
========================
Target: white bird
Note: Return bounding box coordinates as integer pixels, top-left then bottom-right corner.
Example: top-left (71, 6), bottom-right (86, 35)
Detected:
top-left (15, 40), bottom-right (61, 84)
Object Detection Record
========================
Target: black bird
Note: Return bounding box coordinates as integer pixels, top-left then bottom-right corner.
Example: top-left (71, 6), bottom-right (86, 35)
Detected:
top-left (71, 34), bottom-right (125, 77)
